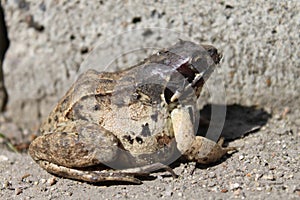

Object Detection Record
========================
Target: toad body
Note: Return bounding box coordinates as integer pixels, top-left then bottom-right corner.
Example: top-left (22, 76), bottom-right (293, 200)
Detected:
top-left (29, 40), bottom-right (235, 184)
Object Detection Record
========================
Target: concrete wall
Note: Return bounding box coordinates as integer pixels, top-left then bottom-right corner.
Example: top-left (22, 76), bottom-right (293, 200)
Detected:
top-left (1, 0), bottom-right (299, 130)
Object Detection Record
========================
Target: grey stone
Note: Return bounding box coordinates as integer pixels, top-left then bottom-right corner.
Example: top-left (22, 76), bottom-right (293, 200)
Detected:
top-left (0, 3), bottom-right (9, 112)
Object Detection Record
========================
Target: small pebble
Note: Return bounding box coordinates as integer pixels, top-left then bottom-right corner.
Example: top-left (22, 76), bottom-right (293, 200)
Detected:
top-left (285, 174), bottom-right (294, 179)
top-left (48, 177), bottom-right (57, 186)
top-left (208, 172), bottom-right (216, 178)
top-left (233, 189), bottom-right (241, 196)
top-left (208, 181), bottom-right (216, 187)
top-left (221, 188), bottom-right (228, 193)
top-left (266, 185), bottom-right (273, 192)
top-left (2, 180), bottom-right (11, 188)
top-left (165, 190), bottom-right (173, 197)
top-left (281, 107), bottom-right (290, 118)
top-left (65, 191), bottom-right (72, 196)
top-left (255, 173), bottom-right (263, 181)
top-left (262, 174), bottom-right (275, 181)
top-left (21, 173), bottom-right (31, 180)
top-left (274, 114), bottom-right (281, 120)
top-left (40, 179), bottom-right (46, 184)
top-left (230, 183), bottom-right (240, 190)
top-left (0, 155), bottom-right (9, 162)
top-left (15, 188), bottom-right (22, 195)
top-left (244, 159), bottom-right (251, 164)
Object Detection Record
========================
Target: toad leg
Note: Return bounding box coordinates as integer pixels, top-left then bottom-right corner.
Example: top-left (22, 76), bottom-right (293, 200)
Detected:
top-left (171, 107), bottom-right (236, 164)
top-left (29, 121), bottom-right (176, 183)
top-left (29, 122), bottom-right (121, 168)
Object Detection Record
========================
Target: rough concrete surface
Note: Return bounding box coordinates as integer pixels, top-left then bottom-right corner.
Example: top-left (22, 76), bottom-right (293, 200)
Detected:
top-left (0, 0), bottom-right (299, 199)
top-left (1, 0), bottom-right (299, 130)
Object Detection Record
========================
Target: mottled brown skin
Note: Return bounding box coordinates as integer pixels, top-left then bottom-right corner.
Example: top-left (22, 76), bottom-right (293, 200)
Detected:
top-left (29, 40), bottom-right (235, 184)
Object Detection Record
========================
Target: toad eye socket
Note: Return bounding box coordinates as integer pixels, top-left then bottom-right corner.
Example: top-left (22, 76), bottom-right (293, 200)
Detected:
top-left (203, 46), bottom-right (222, 64)
top-left (207, 47), bottom-right (218, 58)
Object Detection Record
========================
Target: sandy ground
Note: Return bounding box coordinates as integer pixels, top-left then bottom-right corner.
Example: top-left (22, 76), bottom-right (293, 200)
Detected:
top-left (0, 104), bottom-right (299, 199)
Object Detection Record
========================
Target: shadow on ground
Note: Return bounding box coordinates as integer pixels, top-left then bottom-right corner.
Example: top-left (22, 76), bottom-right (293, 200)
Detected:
top-left (197, 104), bottom-right (272, 140)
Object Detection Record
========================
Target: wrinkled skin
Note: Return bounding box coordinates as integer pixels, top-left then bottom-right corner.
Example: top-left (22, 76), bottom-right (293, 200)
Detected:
top-left (29, 40), bottom-right (235, 184)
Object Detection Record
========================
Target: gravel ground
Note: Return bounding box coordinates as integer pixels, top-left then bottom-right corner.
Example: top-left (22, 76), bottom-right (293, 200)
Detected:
top-left (0, 105), bottom-right (299, 199)
top-left (0, 0), bottom-right (299, 199)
